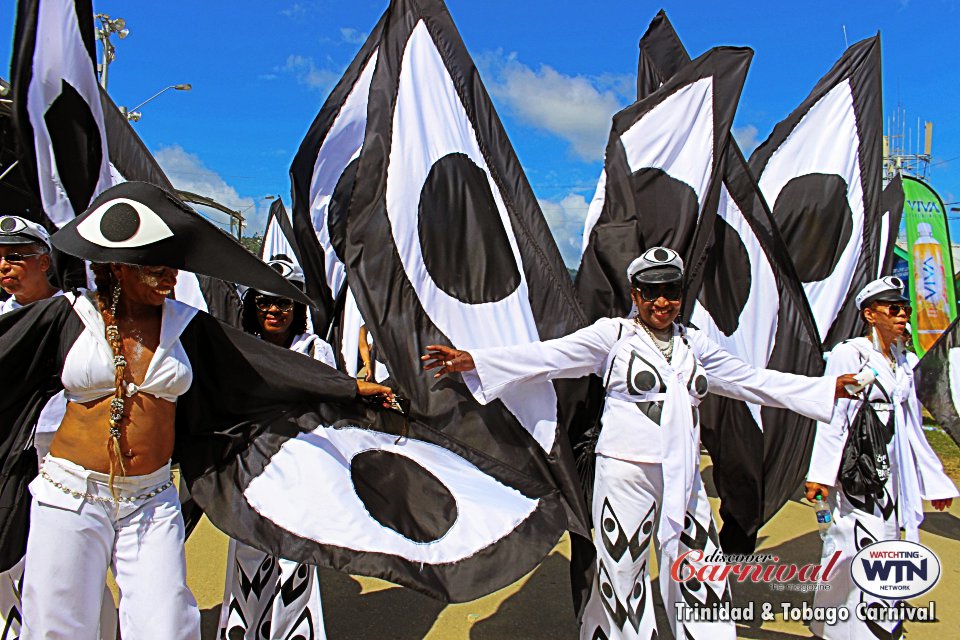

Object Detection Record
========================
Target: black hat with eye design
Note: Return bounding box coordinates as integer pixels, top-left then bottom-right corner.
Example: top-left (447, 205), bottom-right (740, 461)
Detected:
top-left (51, 181), bottom-right (310, 305)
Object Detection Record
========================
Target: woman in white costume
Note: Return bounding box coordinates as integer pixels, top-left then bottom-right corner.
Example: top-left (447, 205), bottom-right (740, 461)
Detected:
top-left (219, 258), bottom-right (335, 640)
top-left (424, 247), bottom-right (857, 640)
top-left (805, 276), bottom-right (957, 640)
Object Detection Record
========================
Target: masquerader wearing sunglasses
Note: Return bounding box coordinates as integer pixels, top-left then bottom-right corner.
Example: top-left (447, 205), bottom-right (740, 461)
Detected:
top-left (805, 276), bottom-right (958, 640)
top-left (422, 246), bottom-right (861, 640)
top-left (224, 257), bottom-right (336, 639)
top-left (0, 215), bottom-right (59, 312)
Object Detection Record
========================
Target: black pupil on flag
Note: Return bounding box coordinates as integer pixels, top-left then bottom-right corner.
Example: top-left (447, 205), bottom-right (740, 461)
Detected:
top-left (653, 248), bottom-right (669, 262)
top-left (418, 153), bottom-right (520, 304)
top-left (350, 450), bottom-right (457, 543)
top-left (99, 203), bottom-right (141, 242)
top-left (45, 80), bottom-right (103, 217)
top-left (328, 158), bottom-right (359, 262)
top-left (628, 168), bottom-right (699, 257)
top-left (695, 375), bottom-right (708, 395)
top-left (0, 218), bottom-right (16, 232)
top-left (696, 216), bottom-right (752, 336)
top-left (772, 174), bottom-right (853, 283)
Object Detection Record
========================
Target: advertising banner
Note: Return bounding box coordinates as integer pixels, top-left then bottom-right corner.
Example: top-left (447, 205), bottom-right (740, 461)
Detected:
top-left (902, 176), bottom-right (957, 355)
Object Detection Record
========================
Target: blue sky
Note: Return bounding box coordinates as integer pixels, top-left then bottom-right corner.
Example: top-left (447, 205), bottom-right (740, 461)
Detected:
top-left (3, 1), bottom-right (959, 267)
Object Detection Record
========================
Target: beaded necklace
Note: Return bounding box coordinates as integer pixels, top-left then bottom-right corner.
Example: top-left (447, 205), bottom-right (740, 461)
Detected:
top-left (636, 317), bottom-right (674, 363)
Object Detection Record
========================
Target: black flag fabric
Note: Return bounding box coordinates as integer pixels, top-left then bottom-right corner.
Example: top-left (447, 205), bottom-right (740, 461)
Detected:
top-left (749, 36), bottom-right (884, 351)
top-left (11, 0), bottom-right (112, 229)
top-left (878, 174), bottom-right (905, 277)
top-left (340, 0), bottom-right (594, 595)
top-left (576, 46), bottom-right (753, 322)
top-left (632, 11), bottom-right (826, 552)
top-left (916, 317), bottom-right (960, 448)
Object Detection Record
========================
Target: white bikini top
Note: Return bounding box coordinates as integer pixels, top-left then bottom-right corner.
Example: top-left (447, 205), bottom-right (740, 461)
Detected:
top-left (61, 291), bottom-right (196, 404)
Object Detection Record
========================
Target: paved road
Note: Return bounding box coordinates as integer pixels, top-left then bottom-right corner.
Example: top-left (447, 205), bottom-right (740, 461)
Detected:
top-left (185, 460), bottom-right (960, 639)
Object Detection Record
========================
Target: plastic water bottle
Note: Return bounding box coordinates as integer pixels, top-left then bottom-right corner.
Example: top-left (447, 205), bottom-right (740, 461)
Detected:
top-left (815, 492), bottom-right (832, 539)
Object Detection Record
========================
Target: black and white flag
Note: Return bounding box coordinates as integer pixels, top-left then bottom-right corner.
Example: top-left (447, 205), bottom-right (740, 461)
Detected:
top-left (917, 317), bottom-right (960, 448)
top-left (749, 36), bottom-right (884, 350)
top-left (11, 0), bottom-right (112, 229)
top-left (260, 197), bottom-right (298, 264)
top-left (576, 45), bottom-right (753, 322)
top-left (878, 174), bottom-right (905, 277)
top-left (631, 11), bottom-right (825, 552)
top-left (287, 0), bottom-right (590, 600)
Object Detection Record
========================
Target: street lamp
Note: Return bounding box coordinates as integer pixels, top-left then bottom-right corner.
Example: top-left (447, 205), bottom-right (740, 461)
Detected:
top-left (95, 14), bottom-right (129, 89)
top-left (120, 84), bottom-right (192, 121)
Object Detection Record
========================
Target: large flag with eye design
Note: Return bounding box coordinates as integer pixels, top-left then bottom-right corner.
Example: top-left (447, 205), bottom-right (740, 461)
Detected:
top-left (289, 0), bottom-right (591, 601)
top-left (631, 11), bottom-right (826, 553)
top-left (749, 35), bottom-right (883, 351)
top-left (11, 0), bottom-right (112, 230)
top-left (576, 45), bottom-right (753, 323)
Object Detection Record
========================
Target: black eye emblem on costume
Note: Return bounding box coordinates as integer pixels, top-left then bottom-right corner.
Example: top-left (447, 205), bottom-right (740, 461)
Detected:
top-left (418, 152), bottom-right (520, 304)
top-left (268, 260), bottom-right (295, 279)
top-left (76, 198), bottom-right (174, 248)
top-left (687, 363), bottom-right (709, 398)
top-left (697, 215), bottom-right (752, 336)
top-left (772, 173), bottom-right (853, 284)
top-left (0, 217), bottom-right (26, 234)
top-left (626, 350), bottom-right (664, 395)
top-left (883, 276), bottom-right (902, 289)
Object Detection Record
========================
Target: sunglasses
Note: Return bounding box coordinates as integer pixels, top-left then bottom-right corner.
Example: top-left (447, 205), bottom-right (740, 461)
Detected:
top-left (255, 295), bottom-right (295, 312)
top-left (637, 283), bottom-right (683, 302)
top-left (880, 302), bottom-right (911, 317)
top-left (0, 251), bottom-right (45, 265)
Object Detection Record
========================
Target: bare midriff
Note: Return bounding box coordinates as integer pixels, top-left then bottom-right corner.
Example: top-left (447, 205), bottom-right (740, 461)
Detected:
top-left (49, 393), bottom-right (176, 475)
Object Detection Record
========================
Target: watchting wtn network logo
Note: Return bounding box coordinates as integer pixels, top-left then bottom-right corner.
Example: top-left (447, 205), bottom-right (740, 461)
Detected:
top-left (851, 540), bottom-right (941, 599)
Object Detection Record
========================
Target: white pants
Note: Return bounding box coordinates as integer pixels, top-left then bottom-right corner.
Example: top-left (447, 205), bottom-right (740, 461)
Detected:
top-left (811, 461), bottom-right (901, 640)
top-left (219, 539), bottom-right (327, 640)
top-left (580, 455), bottom-right (735, 640)
top-left (21, 456), bottom-right (200, 640)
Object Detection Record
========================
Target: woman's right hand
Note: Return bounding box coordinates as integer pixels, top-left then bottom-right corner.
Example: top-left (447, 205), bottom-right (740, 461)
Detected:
top-left (805, 481), bottom-right (831, 501)
top-left (421, 344), bottom-right (475, 378)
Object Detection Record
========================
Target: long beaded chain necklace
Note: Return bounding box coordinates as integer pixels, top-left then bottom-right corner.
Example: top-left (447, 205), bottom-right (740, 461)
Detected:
top-left (635, 317), bottom-right (674, 363)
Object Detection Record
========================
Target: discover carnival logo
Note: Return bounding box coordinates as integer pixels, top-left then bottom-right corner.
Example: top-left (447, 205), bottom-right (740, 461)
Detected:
top-left (851, 540), bottom-right (941, 599)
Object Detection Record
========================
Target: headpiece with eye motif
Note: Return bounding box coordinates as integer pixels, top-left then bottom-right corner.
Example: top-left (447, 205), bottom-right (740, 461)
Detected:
top-left (855, 275), bottom-right (909, 310)
top-left (51, 182), bottom-right (310, 305)
top-left (0, 215), bottom-right (51, 249)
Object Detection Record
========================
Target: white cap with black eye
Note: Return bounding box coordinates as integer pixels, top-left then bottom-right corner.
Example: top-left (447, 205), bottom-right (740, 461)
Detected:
top-left (0, 215), bottom-right (51, 249)
top-left (627, 247), bottom-right (684, 285)
top-left (856, 276), bottom-right (908, 310)
top-left (267, 257), bottom-right (306, 285)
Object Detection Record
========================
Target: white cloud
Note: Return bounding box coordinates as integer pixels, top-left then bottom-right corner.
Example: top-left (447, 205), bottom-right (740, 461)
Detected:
top-left (479, 51), bottom-right (630, 162)
top-left (282, 55), bottom-right (339, 91)
top-left (154, 145), bottom-right (269, 235)
top-left (539, 192), bottom-right (591, 268)
top-left (280, 3), bottom-right (309, 18)
top-left (340, 27), bottom-right (368, 45)
top-left (733, 124), bottom-right (761, 157)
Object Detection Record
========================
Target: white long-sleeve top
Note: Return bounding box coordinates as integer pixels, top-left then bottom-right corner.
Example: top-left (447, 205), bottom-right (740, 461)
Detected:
top-left (464, 317), bottom-right (838, 559)
top-left (807, 337), bottom-right (958, 540)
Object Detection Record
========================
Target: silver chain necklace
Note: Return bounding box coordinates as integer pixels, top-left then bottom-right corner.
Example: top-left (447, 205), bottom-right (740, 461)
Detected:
top-left (636, 318), bottom-right (674, 362)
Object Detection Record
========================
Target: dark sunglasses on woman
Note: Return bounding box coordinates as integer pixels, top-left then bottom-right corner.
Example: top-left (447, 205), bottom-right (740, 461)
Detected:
top-left (637, 283), bottom-right (683, 302)
top-left (881, 303), bottom-right (912, 317)
top-left (255, 295), bottom-right (295, 312)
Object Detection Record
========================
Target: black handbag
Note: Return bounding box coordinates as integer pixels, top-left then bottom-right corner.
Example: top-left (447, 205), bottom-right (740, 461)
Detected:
top-left (839, 384), bottom-right (894, 497)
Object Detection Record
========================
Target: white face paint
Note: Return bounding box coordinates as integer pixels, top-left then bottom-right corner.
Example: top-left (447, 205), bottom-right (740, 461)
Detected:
top-left (243, 425), bottom-right (540, 563)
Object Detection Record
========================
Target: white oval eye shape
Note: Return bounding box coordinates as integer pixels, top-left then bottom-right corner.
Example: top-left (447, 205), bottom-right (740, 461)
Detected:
top-left (644, 247), bottom-right (678, 264)
top-left (76, 197), bottom-right (174, 248)
top-left (0, 217), bottom-right (27, 235)
top-left (887, 276), bottom-right (902, 289)
top-left (243, 425), bottom-right (539, 563)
